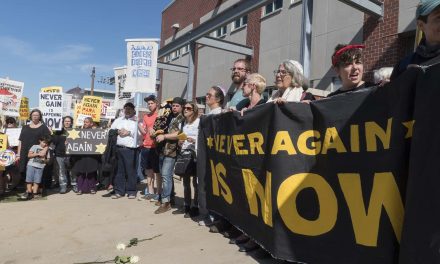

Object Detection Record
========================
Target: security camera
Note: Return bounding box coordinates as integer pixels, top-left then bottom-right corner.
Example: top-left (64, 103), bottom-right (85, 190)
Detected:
top-left (172, 23), bottom-right (180, 30)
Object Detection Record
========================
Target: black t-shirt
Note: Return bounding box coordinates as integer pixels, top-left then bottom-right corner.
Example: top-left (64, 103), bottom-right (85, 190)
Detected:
top-left (18, 124), bottom-right (51, 172)
top-left (327, 82), bottom-right (375, 97)
top-left (52, 129), bottom-right (69, 156)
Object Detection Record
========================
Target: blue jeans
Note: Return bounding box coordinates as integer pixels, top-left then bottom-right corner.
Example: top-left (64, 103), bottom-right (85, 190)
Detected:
top-left (56, 157), bottom-right (69, 190)
top-left (25, 165), bottom-right (44, 184)
top-left (159, 155), bottom-right (176, 203)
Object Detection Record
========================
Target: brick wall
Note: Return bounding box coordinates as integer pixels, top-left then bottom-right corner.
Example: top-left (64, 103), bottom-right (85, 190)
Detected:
top-left (362, 0), bottom-right (400, 81)
top-left (246, 8), bottom-right (262, 73)
top-left (160, 0), bottom-right (231, 100)
top-left (161, 0), bottom-right (228, 48)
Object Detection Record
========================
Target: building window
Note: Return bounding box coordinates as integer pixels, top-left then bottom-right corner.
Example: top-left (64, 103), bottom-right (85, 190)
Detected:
top-left (264, 0), bottom-right (283, 16)
top-left (232, 15), bottom-right (248, 31)
top-left (175, 48), bottom-right (181, 57)
top-left (182, 44), bottom-right (190, 55)
top-left (213, 25), bottom-right (227, 38)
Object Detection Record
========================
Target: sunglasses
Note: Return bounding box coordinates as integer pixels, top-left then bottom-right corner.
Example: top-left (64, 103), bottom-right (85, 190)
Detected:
top-left (184, 106), bottom-right (193, 111)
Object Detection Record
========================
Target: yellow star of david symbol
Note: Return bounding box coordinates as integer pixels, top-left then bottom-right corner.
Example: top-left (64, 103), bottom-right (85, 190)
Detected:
top-left (206, 136), bottom-right (214, 149)
top-left (95, 143), bottom-right (107, 154)
top-left (67, 129), bottom-right (80, 140)
top-left (402, 120), bottom-right (415, 139)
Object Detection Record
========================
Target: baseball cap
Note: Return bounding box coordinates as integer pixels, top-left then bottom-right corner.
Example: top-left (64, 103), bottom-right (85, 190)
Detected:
top-left (172, 97), bottom-right (186, 106)
top-left (144, 94), bottom-right (157, 102)
top-left (416, 0), bottom-right (440, 18)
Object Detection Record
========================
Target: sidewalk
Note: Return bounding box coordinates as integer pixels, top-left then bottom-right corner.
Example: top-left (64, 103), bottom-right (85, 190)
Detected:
top-left (0, 179), bottom-right (281, 264)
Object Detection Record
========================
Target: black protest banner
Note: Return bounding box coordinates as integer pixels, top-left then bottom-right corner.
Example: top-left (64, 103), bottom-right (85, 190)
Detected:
top-left (198, 66), bottom-right (427, 263)
top-left (399, 63), bottom-right (440, 264)
top-left (65, 128), bottom-right (108, 155)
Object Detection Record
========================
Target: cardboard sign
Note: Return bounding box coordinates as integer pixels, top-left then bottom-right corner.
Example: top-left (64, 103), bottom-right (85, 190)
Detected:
top-left (73, 103), bottom-right (82, 127)
top-left (76, 114), bottom-right (91, 127)
top-left (41, 86), bottom-right (63, 93)
top-left (0, 78), bottom-right (24, 117)
top-left (105, 107), bottom-right (117, 119)
top-left (0, 134), bottom-right (7, 151)
top-left (101, 100), bottom-right (111, 116)
top-left (81, 96), bottom-right (102, 122)
top-left (5, 128), bottom-right (21, 147)
top-left (65, 128), bottom-right (108, 155)
top-left (39, 92), bottom-right (63, 130)
top-left (19, 97), bottom-right (29, 120)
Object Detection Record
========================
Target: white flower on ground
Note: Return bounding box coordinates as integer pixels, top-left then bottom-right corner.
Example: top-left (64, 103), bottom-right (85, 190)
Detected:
top-left (130, 256), bottom-right (140, 263)
top-left (116, 243), bottom-right (126, 250)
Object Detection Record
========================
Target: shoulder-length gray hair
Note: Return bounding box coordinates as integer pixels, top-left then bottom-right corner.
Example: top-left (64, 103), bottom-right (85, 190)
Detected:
top-left (282, 60), bottom-right (309, 90)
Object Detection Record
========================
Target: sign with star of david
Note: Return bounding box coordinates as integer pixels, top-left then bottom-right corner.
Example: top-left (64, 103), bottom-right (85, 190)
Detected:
top-left (65, 128), bottom-right (108, 155)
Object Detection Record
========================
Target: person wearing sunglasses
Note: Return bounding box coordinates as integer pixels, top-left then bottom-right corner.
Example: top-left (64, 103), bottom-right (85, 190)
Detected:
top-left (267, 60), bottom-right (314, 104)
top-left (205, 86), bottom-right (225, 115)
top-left (236, 73), bottom-right (267, 114)
top-left (154, 97), bottom-right (186, 214)
top-left (173, 102), bottom-right (200, 218)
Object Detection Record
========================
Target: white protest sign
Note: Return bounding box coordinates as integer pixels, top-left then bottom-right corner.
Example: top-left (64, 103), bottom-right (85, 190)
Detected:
top-left (39, 92), bottom-right (63, 130)
top-left (124, 39), bottom-right (159, 93)
top-left (105, 107), bottom-right (117, 119)
top-left (0, 78), bottom-right (24, 117)
top-left (5, 127), bottom-right (21, 147)
top-left (76, 114), bottom-right (91, 127)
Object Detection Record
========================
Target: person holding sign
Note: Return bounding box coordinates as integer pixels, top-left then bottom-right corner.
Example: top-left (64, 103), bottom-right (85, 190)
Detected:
top-left (5, 117), bottom-right (17, 128)
top-left (71, 117), bottom-right (100, 195)
top-left (110, 102), bottom-right (140, 199)
top-left (16, 109), bottom-right (51, 188)
top-left (267, 60), bottom-right (314, 103)
top-left (52, 116), bottom-right (74, 194)
top-left (328, 44), bottom-right (373, 97)
top-left (18, 135), bottom-right (51, 201)
top-left (154, 97), bottom-right (185, 214)
top-left (391, 0), bottom-right (440, 80)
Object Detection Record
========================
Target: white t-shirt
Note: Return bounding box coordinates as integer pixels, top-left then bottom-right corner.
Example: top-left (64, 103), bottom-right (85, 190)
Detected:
top-left (181, 118), bottom-right (200, 154)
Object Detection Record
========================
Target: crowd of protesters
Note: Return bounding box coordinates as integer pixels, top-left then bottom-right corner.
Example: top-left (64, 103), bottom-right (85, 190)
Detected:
top-left (0, 0), bottom-right (439, 259)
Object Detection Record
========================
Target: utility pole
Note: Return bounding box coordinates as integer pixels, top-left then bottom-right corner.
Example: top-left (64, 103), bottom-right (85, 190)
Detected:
top-left (90, 67), bottom-right (95, 96)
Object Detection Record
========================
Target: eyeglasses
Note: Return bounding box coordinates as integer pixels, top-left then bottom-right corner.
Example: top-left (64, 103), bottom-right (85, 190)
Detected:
top-left (273, 70), bottom-right (288, 76)
top-left (206, 93), bottom-right (215, 98)
top-left (184, 106), bottom-right (193, 111)
top-left (230, 67), bottom-right (247, 72)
